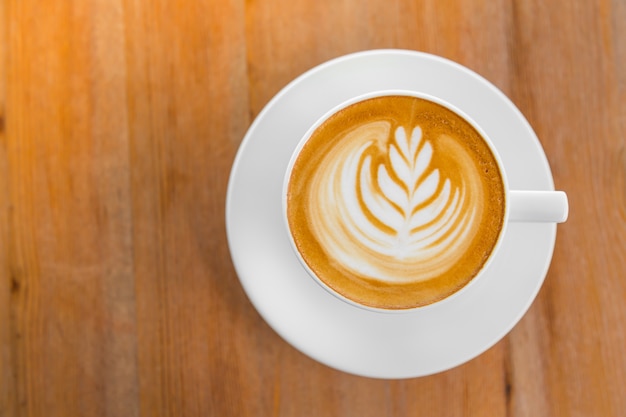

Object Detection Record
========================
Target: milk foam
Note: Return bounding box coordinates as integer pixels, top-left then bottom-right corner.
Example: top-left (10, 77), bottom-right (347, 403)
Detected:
top-left (307, 121), bottom-right (482, 284)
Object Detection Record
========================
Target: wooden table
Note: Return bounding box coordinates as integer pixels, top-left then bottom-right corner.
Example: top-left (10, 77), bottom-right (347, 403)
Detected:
top-left (1, 0), bottom-right (624, 416)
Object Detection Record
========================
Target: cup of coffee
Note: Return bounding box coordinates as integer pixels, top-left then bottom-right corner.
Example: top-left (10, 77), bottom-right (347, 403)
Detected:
top-left (283, 91), bottom-right (568, 312)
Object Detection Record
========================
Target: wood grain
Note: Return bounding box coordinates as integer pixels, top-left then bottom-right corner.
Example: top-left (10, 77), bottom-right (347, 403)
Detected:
top-left (1, 0), bottom-right (624, 416)
top-left (3, 1), bottom-right (138, 416)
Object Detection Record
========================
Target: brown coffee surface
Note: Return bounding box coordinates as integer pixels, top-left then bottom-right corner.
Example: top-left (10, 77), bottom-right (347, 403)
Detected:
top-left (287, 96), bottom-right (505, 309)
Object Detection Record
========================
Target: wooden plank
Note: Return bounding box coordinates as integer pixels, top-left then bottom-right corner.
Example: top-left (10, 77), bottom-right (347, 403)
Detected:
top-left (503, 0), bottom-right (626, 415)
top-left (0, 0), bottom-right (17, 414)
top-left (3, 1), bottom-right (138, 416)
top-left (123, 0), bottom-right (250, 416)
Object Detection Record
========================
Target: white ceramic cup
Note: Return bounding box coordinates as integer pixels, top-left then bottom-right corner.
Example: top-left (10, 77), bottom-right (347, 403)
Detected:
top-left (283, 90), bottom-right (568, 313)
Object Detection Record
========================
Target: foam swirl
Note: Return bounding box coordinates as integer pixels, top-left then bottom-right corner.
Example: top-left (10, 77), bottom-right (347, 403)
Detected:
top-left (307, 121), bottom-right (482, 284)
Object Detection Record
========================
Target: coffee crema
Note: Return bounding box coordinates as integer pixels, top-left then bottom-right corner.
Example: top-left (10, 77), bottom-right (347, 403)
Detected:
top-left (286, 96), bottom-right (505, 309)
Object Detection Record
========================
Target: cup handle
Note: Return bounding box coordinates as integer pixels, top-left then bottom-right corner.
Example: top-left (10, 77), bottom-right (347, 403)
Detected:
top-left (509, 190), bottom-right (569, 223)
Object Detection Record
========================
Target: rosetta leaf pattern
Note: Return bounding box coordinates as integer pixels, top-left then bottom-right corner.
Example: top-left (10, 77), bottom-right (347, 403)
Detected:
top-left (363, 127), bottom-right (441, 237)
top-left (352, 124), bottom-right (469, 261)
top-left (304, 117), bottom-right (481, 284)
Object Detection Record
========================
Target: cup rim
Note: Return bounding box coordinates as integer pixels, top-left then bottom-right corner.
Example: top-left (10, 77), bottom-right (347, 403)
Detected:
top-left (282, 89), bottom-right (511, 313)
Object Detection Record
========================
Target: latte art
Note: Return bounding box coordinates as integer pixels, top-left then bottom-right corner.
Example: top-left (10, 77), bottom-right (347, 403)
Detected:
top-left (308, 123), bottom-right (479, 283)
top-left (287, 95), bottom-right (505, 309)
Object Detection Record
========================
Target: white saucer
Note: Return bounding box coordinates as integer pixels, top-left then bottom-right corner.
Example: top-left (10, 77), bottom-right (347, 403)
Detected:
top-left (226, 50), bottom-right (557, 379)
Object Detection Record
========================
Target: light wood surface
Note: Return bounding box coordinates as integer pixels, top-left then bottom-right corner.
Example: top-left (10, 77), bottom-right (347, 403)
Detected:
top-left (1, 0), bottom-right (625, 416)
